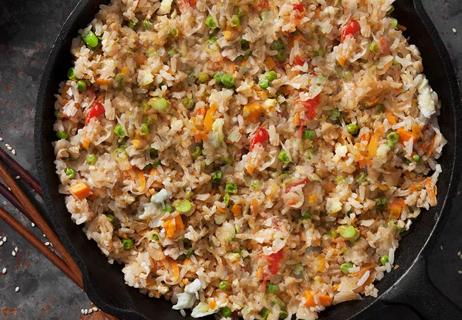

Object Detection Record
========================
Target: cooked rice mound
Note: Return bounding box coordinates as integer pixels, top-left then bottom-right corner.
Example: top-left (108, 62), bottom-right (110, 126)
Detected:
top-left (53, 0), bottom-right (446, 319)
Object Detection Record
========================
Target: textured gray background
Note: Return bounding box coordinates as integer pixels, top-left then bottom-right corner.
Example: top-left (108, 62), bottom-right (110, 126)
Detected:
top-left (0, 0), bottom-right (461, 319)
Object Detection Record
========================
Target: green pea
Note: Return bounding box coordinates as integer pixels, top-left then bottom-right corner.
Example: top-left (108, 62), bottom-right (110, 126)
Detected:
top-left (191, 145), bottom-right (202, 159)
top-left (337, 225), bottom-right (359, 241)
top-left (168, 28), bottom-right (179, 38)
top-left (140, 123), bottom-right (149, 135)
top-left (302, 129), bottom-right (316, 140)
top-left (220, 73), bottom-right (235, 89)
top-left (340, 262), bottom-right (354, 274)
top-left (412, 154), bottom-right (421, 163)
top-left (205, 15), bottom-right (218, 30)
top-left (142, 20), bottom-right (152, 30)
top-left (240, 39), bottom-right (250, 50)
top-left (67, 67), bottom-right (76, 80)
top-left (64, 167), bottom-right (76, 179)
top-left (86, 154), bottom-right (97, 165)
top-left (369, 41), bottom-right (379, 53)
top-left (77, 80), bottom-right (87, 92)
top-left (225, 182), bottom-right (238, 194)
top-left (182, 96), bottom-right (195, 110)
top-left (174, 199), bottom-right (193, 213)
top-left (387, 131), bottom-right (399, 148)
top-left (376, 197), bottom-right (388, 211)
top-left (114, 124), bottom-right (126, 138)
top-left (227, 14), bottom-right (239, 28)
top-left (211, 170), bottom-right (223, 184)
top-left (346, 123), bottom-right (360, 136)
top-left (148, 97), bottom-right (170, 113)
top-left (379, 255), bottom-right (390, 266)
top-left (265, 70), bottom-right (278, 82)
top-left (56, 131), bottom-right (69, 140)
top-left (278, 150), bottom-right (291, 165)
top-left (221, 307), bottom-right (232, 317)
top-left (198, 72), bottom-right (210, 83)
top-left (267, 283), bottom-right (278, 294)
top-left (122, 238), bottom-right (134, 250)
top-left (259, 78), bottom-right (270, 89)
top-left (219, 280), bottom-right (229, 290)
top-left (390, 18), bottom-right (398, 29)
top-left (82, 30), bottom-right (99, 48)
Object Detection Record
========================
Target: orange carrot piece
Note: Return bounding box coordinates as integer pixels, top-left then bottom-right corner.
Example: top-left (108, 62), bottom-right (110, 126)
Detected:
top-left (318, 294), bottom-right (333, 307)
top-left (397, 128), bottom-right (413, 143)
top-left (368, 125), bottom-right (384, 159)
top-left (304, 290), bottom-right (315, 307)
top-left (69, 183), bottom-right (91, 200)
top-left (389, 198), bottom-right (405, 219)
top-left (231, 204), bottom-right (242, 217)
top-left (204, 104), bottom-right (217, 132)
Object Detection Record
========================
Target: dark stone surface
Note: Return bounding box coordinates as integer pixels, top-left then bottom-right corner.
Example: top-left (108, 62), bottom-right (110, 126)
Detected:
top-left (0, 0), bottom-right (461, 319)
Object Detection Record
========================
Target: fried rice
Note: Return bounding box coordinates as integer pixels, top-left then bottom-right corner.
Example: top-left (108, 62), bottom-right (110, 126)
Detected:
top-left (53, 0), bottom-right (446, 319)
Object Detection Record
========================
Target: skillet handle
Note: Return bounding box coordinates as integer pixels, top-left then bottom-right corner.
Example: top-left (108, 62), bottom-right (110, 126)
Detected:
top-left (381, 255), bottom-right (462, 320)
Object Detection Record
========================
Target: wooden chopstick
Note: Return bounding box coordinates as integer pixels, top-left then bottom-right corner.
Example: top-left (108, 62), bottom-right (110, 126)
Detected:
top-left (0, 206), bottom-right (83, 288)
top-left (0, 181), bottom-right (24, 213)
top-left (0, 148), bottom-right (42, 196)
top-left (0, 161), bottom-right (82, 284)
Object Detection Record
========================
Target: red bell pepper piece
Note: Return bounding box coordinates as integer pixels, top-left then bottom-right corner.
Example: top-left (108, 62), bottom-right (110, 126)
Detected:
top-left (302, 95), bottom-right (321, 120)
top-left (293, 3), bottom-right (305, 12)
top-left (250, 127), bottom-right (269, 151)
top-left (340, 19), bottom-right (361, 42)
top-left (293, 55), bottom-right (305, 66)
top-left (266, 250), bottom-right (283, 275)
top-left (85, 101), bottom-right (105, 124)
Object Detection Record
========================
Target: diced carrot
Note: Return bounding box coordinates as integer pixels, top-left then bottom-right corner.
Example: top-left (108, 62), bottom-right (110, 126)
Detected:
top-left (231, 204), bottom-right (242, 217)
top-left (368, 125), bottom-right (384, 159)
top-left (315, 255), bottom-right (326, 273)
top-left (386, 112), bottom-right (397, 125)
top-left (265, 56), bottom-right (277, 70)
top-left (164, 216), bottom-right (184, 239)
top-left (169, 259), bottom-right (180, 282)
top-left (304, 290), bottom-right (315, 307)
top-left (389, 198), bottom-right (405, 219)
top-left (256, 266), bottom-right (264, 280)
top-left (318, 294), bottom-right (332, 307)
top-left (81, 138), bottom-right (90, 150)
top-left (69, 183), bottom-right (91, 200)
top-left (337, 56), bottom-right (347, 66)
top-left (136, 170), bottom-right (146, 192)
top-left (250, 199), bottom-right (260, 214)
top-left (397, 128), bottom-right (413, 143)
top-left (208, 299), bottom-right (217, 310)
top-left (411, 123), bottom-right (422, 141)
top-left (245, 163), bottom-right (255, 175)
top-left (307, 194), bottom-right (317, 205)
top-left (204, 104), bottom-right (217, 132)
top-left (175, 215), bottom-right (185, 234)
top-left (216, 206), bottom-right (227, 214)
top-left (243, 102), bottom-right (263, 123)
top-left (292, 112), bottom-right (301, 126)
top-left (95, 78), bottom-right (111, 86)
top-left (196, 107), bottom-right (206, 116)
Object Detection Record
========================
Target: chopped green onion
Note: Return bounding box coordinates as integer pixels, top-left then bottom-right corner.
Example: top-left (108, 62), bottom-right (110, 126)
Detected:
top-left (346, 123), bottom-right (360, 136)
top-left (337, 225), bottom-right (360, 241)
top-left (105, 214), bottom-right (118, 226)
top-left (127, 20), bottom-right (137, 29)
top-left (148, 97), bottom-right (170, 113)
top-left (191, 145), bottom-right (202, 159)
top-left (67, 68), bottom-right (76, 80)
top-left (82, 30), bottom-right (99, 48)
top-left (240, 39), bottom-right (250, 50)
top-left (114, 124), bottom-right (126, 138)
top-left (329, 108), bottom-right (342, 123)
top-left (279, 309), bottom-right (288, 320)
top-left (167, 48), bottom-right (176, 57)
top-left (267, 283), bottom-right (279, 294)
top-left (205, 15), bottom-right (218, 30)
top-left (151, 232), bottom-right (159, 241)
top-left (122, 238), bottom-right (134, 250)
top-left (77, 80), bottom-right (87, 92)
top-left (302, 129), bottom-right (316, 140)
top-left (340, 262), bottom-right (354, 274)
top-left (64, 167), bottom-right (76, 179)
top-left (142, 20), bottom-right (152, 30)
top-left (275, 50), bottom-right (286, 62)
top-left (301, 211), bottom-right (311, 220)
top-left (278, 150), bottom-right (291, 165)
top-left (86, 154), bottom-right (97, 165)
top-left (293, 263), bottom-right (304, 278)
top-left (375, 197), bottom-right (388, 211)
top-left (379, 255), bottom-right (390, 266)
top-left (198, 72), bottom-right (210, 83)
top-left (113, 73), bottom-right (125, 89)
top-left (260, 307), bottom-right (270, 320)
top-left (211, 170), bottom-right (223, 184)
top-left (185, 248), bottom-right (194, 257)
top-left (208, 35), bottom-right (218, 45)
top-left (223, 193), bottom-right (230, 206)
top-left (163, 204), bottom-right (174, 213)
top-left (356, 171), bottom-right (368, 184)
top-left (250, 180), bottom-right (262, 191)
top-left (390, 18), bottom-right (398, 29)
top-left (174, 199), bottom-right (193, 213)
top-left (139, 123), bottom-right (149, 136)
top-left (221, 307), bottom-right (232, 317)
top-left (225, 182), bottom-right (238, 194)
top-left (218, 280), bottom-right (229, 290)
top-left (387, 131), bottom-right (399, 148)
top-left (168, 28), bottom-right (179, 38)
top-left (230, 14), bottom-right (240, 27)
top-left (56, 131), bottom-right (69, 140)
top-left (270, 39), bottom-right (285, 51)
top-left (369, 41), bottom-right (379, 53)
top-left (259, 78), bottom-right (270, 89)
top-left (412, 154), bottom-right (421, 163)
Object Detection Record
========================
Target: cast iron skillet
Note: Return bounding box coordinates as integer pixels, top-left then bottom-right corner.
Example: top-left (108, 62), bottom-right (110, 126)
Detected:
top-left (35, 0), bottom-right (462, 319)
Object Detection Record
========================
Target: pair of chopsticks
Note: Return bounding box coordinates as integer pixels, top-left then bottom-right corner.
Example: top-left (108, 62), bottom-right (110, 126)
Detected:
top-left (0, 148), bottom-right (83, 288)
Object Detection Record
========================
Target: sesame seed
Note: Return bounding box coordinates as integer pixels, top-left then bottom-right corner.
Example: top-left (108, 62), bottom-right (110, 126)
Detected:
top-left (0, 241), bottom-right (3, 247)
top-left (11, 149), bottom-right (16, 155)
top-left (15, 176), bottom-right (20, 180)
top-left (2, 267), bottom-right (6, 274)
top-left (452, 28), bottom-right (457, 34)
top-left (458, 270), bottom-right (462, 274)
top-left (31, 222), bottom-right (35, 227)
top-left (11, 251), bottom-right (16, 257)
top-left (44, 242), bottom-right (50, 246)
top-left (2, 236), bottom-right (7, 242)
top-left (0, 137), bottom-right (3, 142)
top-left (14, 286), bottom-right (20, 293)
